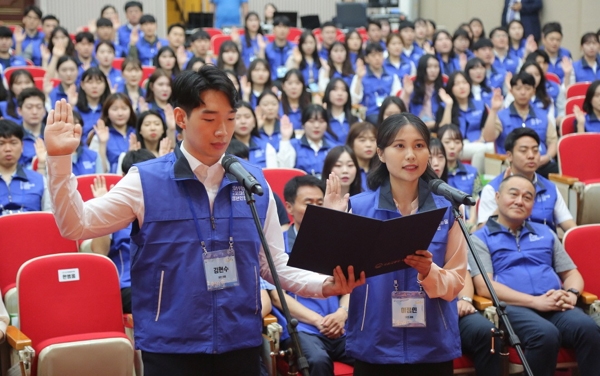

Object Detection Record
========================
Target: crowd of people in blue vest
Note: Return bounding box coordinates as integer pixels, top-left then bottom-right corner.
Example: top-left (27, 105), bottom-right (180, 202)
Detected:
top-left (1, 1), bottom-right (600, 375)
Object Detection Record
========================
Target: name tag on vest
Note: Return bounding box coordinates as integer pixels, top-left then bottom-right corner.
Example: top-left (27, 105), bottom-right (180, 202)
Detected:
top-left (232, 185), bottom-right (246, 202)
top-left (20, 182), bottom-right (35, 190)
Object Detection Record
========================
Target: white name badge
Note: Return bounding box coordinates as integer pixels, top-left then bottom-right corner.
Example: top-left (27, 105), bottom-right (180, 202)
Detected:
top-left (392, 291), bottom-right (426, 328)
top-left (203, 248), bottom-right (239, 291)
top-left (308, 82), bottom-right (319, 93)
top-left (276, 66), bottom-right (288, 79)
top-left (375, 94), bottom-right (384, 107)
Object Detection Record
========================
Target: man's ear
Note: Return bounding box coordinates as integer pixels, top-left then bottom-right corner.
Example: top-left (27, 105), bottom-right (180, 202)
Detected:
top-left (284, 201), bottom-right (293, 216)
top-left (173, 107), bottom-right (187, 130)
top-left (16, 107), bottom-right (22, 117)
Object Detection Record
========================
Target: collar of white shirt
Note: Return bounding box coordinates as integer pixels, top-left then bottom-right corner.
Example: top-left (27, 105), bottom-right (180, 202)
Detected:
top-left (306, 138), bottom-right (323, 153)
top-left (179, 142), bottom-right (224, 186)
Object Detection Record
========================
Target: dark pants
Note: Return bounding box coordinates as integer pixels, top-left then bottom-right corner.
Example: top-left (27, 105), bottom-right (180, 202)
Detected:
top-left (121, 287), bottom-right (131, 314)
top-left (536, 160), bottom-right (559, 179)
top-left (297, 332), bottom-right (354, 376)
top-left (142, 346), bottom-right (262, 376)
top-left (353, 359), bottom-right (452, 376)
top-left (506, 305), bottom-right (600, 376)
top-left (459, 312), bottom-right (501, 376)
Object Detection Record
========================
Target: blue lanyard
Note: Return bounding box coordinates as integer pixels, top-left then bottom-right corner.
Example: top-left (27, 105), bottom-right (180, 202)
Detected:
top-left (181, 180), bottom-right (234, 253)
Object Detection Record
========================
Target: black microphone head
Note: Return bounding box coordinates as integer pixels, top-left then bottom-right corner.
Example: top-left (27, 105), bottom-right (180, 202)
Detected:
top-left (221, 154), bottom-right (238, 172)
top-left (428, 178), bottom-right (444, 192)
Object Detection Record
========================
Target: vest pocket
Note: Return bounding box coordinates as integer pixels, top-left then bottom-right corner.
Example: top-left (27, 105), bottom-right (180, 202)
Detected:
top-left (154, 270), bottom-right (165, 321)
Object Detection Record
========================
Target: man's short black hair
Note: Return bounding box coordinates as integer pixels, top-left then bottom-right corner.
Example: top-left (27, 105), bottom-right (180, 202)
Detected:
top-left (0, 27), bottom-right (12, 38)
top-left (140, 15), bottom-right (156, 25)
top-left (489, 26), bottom-right (508, 39)
top-left (75, 31), bottom-right (95, 44)
top-left (124, 1), bottom-right (143, 12)
top-left (367, 19), bottom-right (382, 30)
top-left (226, 138), bottom-right (249, 160)
top-left (190, 29), bottom-right (210, 42)
top-left (272, 16), bottom-right (290, 27)
top-left (525, 49), bottom-right (550, 64)
top-left (172, 65), bottom-right (239, 115)
top-left (168, 23), bottom-right (186, 34)
top-left (96, 18), bottom-right (113, 28)
top-left (122, 149), bottom-right (156, 174)
top-left (17, 87), bottom-right (45, 108)
top-left (24, 5), bottom-right (42, 19)
top-left (542, 22), bottom-right (562, 37)
top-left (283, 175), bottom-right (326, 204)
top-left (321, 21), bottom-right (336, 30)
top-left (42, 15), bottom-right (59, 24)
top-left (398, 21), bottom-right (415, 31)
top-left (504, 127), bottom-right (540, 153)
top-left (472, 38), bottom-right (494, 51)
top-left (0, 119), bottom-right (24, 141)
top-left (510, 71), bottom-right (536, 88)
top-left (365, 42), bottom-right (384, 55)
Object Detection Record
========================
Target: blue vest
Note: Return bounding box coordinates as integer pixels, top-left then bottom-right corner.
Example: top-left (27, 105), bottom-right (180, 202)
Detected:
top-left (457, 99), bottom-right (486, 142)
top-left (346, 179), bottom-right (461, 364)
top-left (361, 67), bottom-right (395, 116)
top-left (486, 65), bottom-right (507, 90)
top-left (291, 136), bottom-right (331, 177)
top-left (409, 90), bottom-right (440, 122)
top-left (325, 115), bottom-right (350, 147)
top-left (109, 224), bottom-right (132, 289)
top-left (72, 147), bottom-right (100, 176)
top-left (496, 103), bottom-right (549, 155)
top-left (493, 53), bottom-right (520, 75)
top-left (248, 136), bottom-right (269, 168)
top-left (240, 35), bottom-right (267, 67)
top-left (259, 121), bottom-right (282, 151)
top-left (118, 25), bottom-right (141, 51)
top-left (0, 165), bottom-right (44, 214)
top-left (106, 126), bottom-right (136, 173)
top-left (300, 61), bottom-right (319, 87)
top-left (545, 80), bottom-right (560, 115)
top-left (130, 150), bottom-right (270, 353)
top-left (49, 85), bottom-right (68, 107)
top-left (19, 129), bottom-right (37, 168)
top-left (437, 53), bottom-right (461, 76)
top-left (265, 42), bottom-right (294, 81)
top-left (0, 99), bottom-right (21, 124)
top-left (584, 113), bottom-right (600, 133)
top-left (15, 32), bottom-right (44, 66)
top-left (278, 105), bottom-right (302, 130)
top-left (488, 172), bottom-right (557, 230)
top-left (360, 168), bottom-right (369, 192)
top-left (135, 37), bottom-right (169, 66)
top-left (544, 47), bottom-right (572, 83)
top-left (78, 105), bottom-right (103, 139)
top-left (331, 71), bottom-right (354, 89)
top-left (474, 218), bottom-right (561, 296)
top-left (384, 57), bottom-right (412, 82)
top-left (573, 56), bottom-right (600, 83)
top-left (448, 162), bottom-right (478, 220)
top-left (509, 40), bottom-right (526, 59)
top-left (403, 43), bottom-right (425, 66)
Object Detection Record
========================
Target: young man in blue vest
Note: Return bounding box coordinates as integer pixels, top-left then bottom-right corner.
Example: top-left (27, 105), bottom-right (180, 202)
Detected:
top-left (117, 1), bottom-right (143, 52)
top-left (12, 6), bottom-right (44, 66)
top-left (471, 174), bottom-right (600, 376)
top-left (17, 88), bottom-right (46, 169)
top-left (489, 26), bottom-right (520, 75)
top-left (478, 127), bottom-right (575, 232)
top-left (0, 120), bottom-right (49, 215)
top-left (265, 16), bottom-right (295, 82)
top-left (273, 175), bottom-right (354, 376)
top-left (43, 65), bottom-right (364, 375)
top-left (472, 38), bottom-right (507, 91)
top-left (129, 15), bottom-right (168, 66)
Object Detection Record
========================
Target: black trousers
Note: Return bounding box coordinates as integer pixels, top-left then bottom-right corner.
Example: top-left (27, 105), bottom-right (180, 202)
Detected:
top-left (142, 346), bottom-right (262, 376)
top-left (353, 359), bottom-right (453, 376)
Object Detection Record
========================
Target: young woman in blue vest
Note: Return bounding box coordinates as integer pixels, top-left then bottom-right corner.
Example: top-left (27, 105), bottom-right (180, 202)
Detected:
top-left (438, 124), bottom-right (481, 223)
top-left (48, 56), bottom-right (79, 108)
top-left (401, 54), bottom-right (443, 130)
top-left (464, 57), bottom-right (493, 106)
top-left (153, 46), bottom-right (181, 80)
top-left (96, 42), bottom-right (124, 91)
top-left (344, 29), bottom-right (365, 70)
top-left (0, 70), bottom-right (34, 124)
top-left (524, 52), bottom-right (565, 118)
top-left (571, 32), bottom-right (600, 84)
top-left (70, 110), bottom-right (104, 176)
top-left (574, 80), bottom-right (600, 133)
top-left (321, 145), bottom-right (362, 198)
top-left (279, 69), bottom-right (311, 130)
top-left (452, 28), bottom-right (474, 62)
top-left (242, 58), bottom-right (273, 109)
top-left (384, 33), bottom-right (415, 83)
top-left (289, 104), bottom-right (334, 177)
top-left (144, 69), bottom-right (172, 123)
top-left (117, 58), bottom-right (145, 112)
top-left (428, 137), bottom-right (448, 182)
top-left (318, 42), bottom-right (355, 92)
top-left (286, 31), bottom-right (322, 94)
top-left (256, 90), bottom-right (283, 150)
top-left (75, 67), bottom-right (111, 139)
top-left (432, 30), bottom-right (461, 76)
top-left (136, 110), bottom-right (167, 157)
top-left (377, 96), bottom-right (407, 127)
top-left (237, 11), bottom-right (268, 67)
top-left (507, 20), bottom-right (527, 59)
top-left (346, 121), bottom-right (377, 193)
top-left (339, 113), bottom-right (467, 375)
top-left (216, 41), bottom-right (246, 80)
top-left (322, 78), bottom-right (357, 147)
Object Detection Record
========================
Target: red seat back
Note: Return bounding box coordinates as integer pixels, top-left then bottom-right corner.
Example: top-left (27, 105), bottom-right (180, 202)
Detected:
top-left (560, 114), bottom-right (576, 136)
top-left (141, 66), bottom-right (156, 83)
top-left (263, 168), bottom-right (307, 221)
top-left (211, 34), bottom-right (232, 55)
top-left (545, 72), bottom-right (561, 84)
top-left (113, 57), bottom-right (125, 70)
top-left (565, 96), bottom-right (585, 115)
top-left (566, 82), bottom-right (591, 99)
top-left (287, 27), bottom-right (304, 43)
top-left (4, 66), bottom-right (46, 83)
top-left (557, 133), bottom-right (600, 181)
top-left (203, 28), bottom-right (223, 38)
top-left (563, 224), bottom-right (600, 295)
top-left (76, 174), bottom-right (123, 202)
top-left (0, 213), bottom-right (78, 296)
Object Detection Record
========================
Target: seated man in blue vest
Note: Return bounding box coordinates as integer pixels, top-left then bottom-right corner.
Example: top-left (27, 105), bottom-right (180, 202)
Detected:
top-left (487, 71), bottom-right (558, 178)
top-left (269, 175), bottom-right (354, 376)
top-left (471, 174), bottom-right (600, 376)
top-left (0, 120), bottom-right (50, 215)
top-left (43, 66), bottom-right (363, 375)
top-left (478, 127), bottom-right (575, 233)
top-left (17, 88), bottom-right (46, 169)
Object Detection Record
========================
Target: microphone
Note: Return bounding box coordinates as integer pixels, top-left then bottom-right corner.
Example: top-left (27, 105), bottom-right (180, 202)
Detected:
top-left (428, 179), bottom-right (476, 206)
top-left (221, 154), bottom-right (264, 196)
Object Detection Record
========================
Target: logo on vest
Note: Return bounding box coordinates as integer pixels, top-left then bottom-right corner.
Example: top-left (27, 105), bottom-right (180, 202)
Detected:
top-left (536, 193), bottom-right (551, 202)
top-left (254, 149), bottom-right (264, 158)
top-left (472, 110), bottom-right (482, 117)
top-left (20, 182), bottom-right (35, 190)
top-left (530, 118), bottom-right (542, 125)
top-left (82, 161), bottom-right (95, 170)
top-left (528, 233), bottom-right (544, 242)
top-left (461, 173), bottom-right (475, 181)
top-left (438, 218), bottom-right (449, 230)
top-left (232, 185), bottom-right (246, 202)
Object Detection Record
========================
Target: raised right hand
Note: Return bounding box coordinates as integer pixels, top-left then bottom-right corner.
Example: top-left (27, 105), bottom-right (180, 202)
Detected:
top-left (44, 99), bottom-right (82, 156)
top-left (402, 75), bottom-right (414, 96)
top-left (129, 26), bottom-right (140, 46)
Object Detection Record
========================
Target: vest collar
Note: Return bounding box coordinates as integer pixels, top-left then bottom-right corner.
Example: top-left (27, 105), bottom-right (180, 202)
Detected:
top-left (377, 178), bottom-right (438, 212)
top-left (508, 102), bottom-right (537, 119)
top-left (173, 145), bottom-right (196, 180)
top-left (485, 215), bottom-right (536, 236)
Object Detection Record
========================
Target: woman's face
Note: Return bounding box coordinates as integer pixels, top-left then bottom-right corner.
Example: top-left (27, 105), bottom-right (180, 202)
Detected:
top-left (470, 21), bottom-right (483, 38)
top-left (429, 147), bottom-right (446, 178)
top-left (434, 33), bottom-right (452, 54)
top-left (102, 7), bottom-right (117, 21)
top-left (52, 31), bottom-right (69, 48)
top-left (302, 36), bottom-right (317, 56)
top-left (582, 38), bottom-right (600, 58)
top-left (250, 63), bottom-right (269, 85)
top-left (151, 76), bottom-right (172, 102)
top-left (12, 75), bottom-right (34, 96)
top-left (57, 61), bottom-right (78, 85)
top-left (508, 23), bottom-right (524, 42)
top-left (246, 14), bottom-right (260, 32)
top-left (378, 124), bottom-right (429, 183)
top-left (139, 114), bottom-right (164, 142)
top-left (329, 45), bottom-right (347, 64)
top-left (454, 36), bottom-right (470, 53)
top-left (222, 48), bottom-right (239, 66)
top-left (387, 36), bottom-right (403, 57)
top-left (303, 115), bottom-right (326, 142)
top-left (264, 4), bottom-right (276, 19)
top-left (353, 131), bottom-right (376, 161)
top-left (332, 151), bottom-right (357, 190)
top-left (123, 64), bottom-right (142, 85)
top-left (440, 132), bottom-right (463, 162)
top-left (108, 99), bottom-right (131, 127)
top-left (346, 33), bottom-right (362, 52)
top-left (235, 106), bottom-right (256, 137)
top-left (283, 74), bottom-right (303, 100)
top-left (468, 64), bottom-right (486, 85)
top-left (382, 103), bottom-right (402, 121)
top-left (451, 74), bottom-right (471, 100)
top-left (259, 95), bottom-right (279, 119)
top-left (592, 85), bottom-right (600, 112)
top-left (524, 65), bottom-right (541, 88)
top-left (425, 58), bottom-right (440, 83)
top-left (328, 81), bottom-right (348, 108)
top-left (158, 51), bottom-right (176, 70)
top-left (96, 44), bottom-right (115, 67)
top-left (81, 76), bottom-right (106, 100)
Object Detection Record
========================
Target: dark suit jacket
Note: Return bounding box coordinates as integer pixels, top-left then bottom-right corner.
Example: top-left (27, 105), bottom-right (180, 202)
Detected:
top-left (501, 0), bottom-right (543, 41)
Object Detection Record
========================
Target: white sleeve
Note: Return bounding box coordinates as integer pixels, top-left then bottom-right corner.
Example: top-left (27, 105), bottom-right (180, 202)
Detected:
top-left (116, 152), bottom-right (126, 175)
top-left (89, 135), bottom-right (100, 152)
top-left (350, 74), bottom-right (363, 105)
top-left (0, 299), bottom-right (8, 342)
top-left (410, 61), bottom-right (416, 76)
top-left (477, 184), bottom-right (498, 225)
top-left (503, 92), bottom-right (515, 109)
top-left (264, 142), bottom-right (278, 168)
top-left (275, 140), bottom-right (296, 168)
top-left (42, 176), bottom-right (52, 212)
top-left (556, 85), bottom-right (566, 118)
top-left (318, 67), bottom-right (330, 93)
top-left (389, 74), bottom-right (402, 97)
top-left (553, 186), bottom-right (574, 225)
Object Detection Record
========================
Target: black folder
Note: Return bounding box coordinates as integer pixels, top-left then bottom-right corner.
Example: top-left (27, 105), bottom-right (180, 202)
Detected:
top-left (287, 205), bottom-right (448, 279)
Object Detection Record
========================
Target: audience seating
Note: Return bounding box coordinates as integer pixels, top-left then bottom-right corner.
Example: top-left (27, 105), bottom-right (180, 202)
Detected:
top-left (6, 253), bottom-right (134, 376)
top-left (566, 82), bottom-right (591, 99)
top-left (560, 114), bottom-right (577, 136)
top-left (3, 66), bottom-right (46, 83)
top-left (211, 34), bottom-right (232, 55)
top-left (565, 96), bottom-right (585, 115)
top-left (563, 224), bottom-right (600, 299)
top-left (545, 72), bottom-right (561, 85)
top-left (141, 66), bottom-right (156, 83)
top-left (287, 27), bottom-right (304, 43)
top-left (75, 174), bottom-right (123, 202)
top-left (112, 57), bottom-right (125, 70)
top-left (263, 168), bottom-right (306, 221)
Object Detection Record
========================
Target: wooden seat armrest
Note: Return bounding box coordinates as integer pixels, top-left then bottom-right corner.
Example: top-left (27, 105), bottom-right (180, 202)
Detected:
top-left (548, 173), bottom-right (579, 185)
top-left (484, 153), bottom-right (507, 161)
top-left (263, 314), bottom-right (277, 326)
top-left (6, 326), bottom-right (31, 350)
top-left (580, 291), bottom-right (598, 305)
top-left (473, 295), bottom-right (493, 310)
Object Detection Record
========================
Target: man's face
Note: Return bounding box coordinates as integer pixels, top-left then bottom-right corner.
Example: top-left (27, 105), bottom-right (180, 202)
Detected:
top-left (97, 26), bottom-right (114, 41)
top-left (474, 46), bottom-right (494, 65)
top-left (0, 136), bottom-right (23, 169)
top-left (511, 80), bottom-right (535, 106)
top-left (274, 24), bottom-right (289, 41)
top-left (140, 22), bottom-right (156, 38)
top-left (75, 39), bottom-right (94, 59)
top-left (507, 136), bottom-right (540, 176)
top-left (367, 24), bottom-right (381, 42)
top-left (175, 90), bottom-right (236, 166)
top-left (18, 97), bottom-right (46, 127)
top-left (126, 7), bottom-right (142, 25)
top-left (285, 186), bottom-right (324, 228)
top-left (0, 37), bottom-right (12, 53)
top-left (22, 11), bottom-right (41, 31)
top-left (496, 176), bottom-right (535, 223)
top-left (168, 26), bottom-right (186, 49)
top-left (542, 32), bottom-right (562, 55)
top-left (193, 38), bottom-right (210, 56)
top-left (321, 26), bottom-right (337, 46)
top-left (42, 19), bottom-right (59, 38)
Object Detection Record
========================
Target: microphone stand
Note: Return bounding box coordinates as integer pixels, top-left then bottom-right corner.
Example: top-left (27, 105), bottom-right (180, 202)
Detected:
top-left (244, 189), bottom-right (310, 376)
top-left (451, 204), bottom-right (533, 376)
